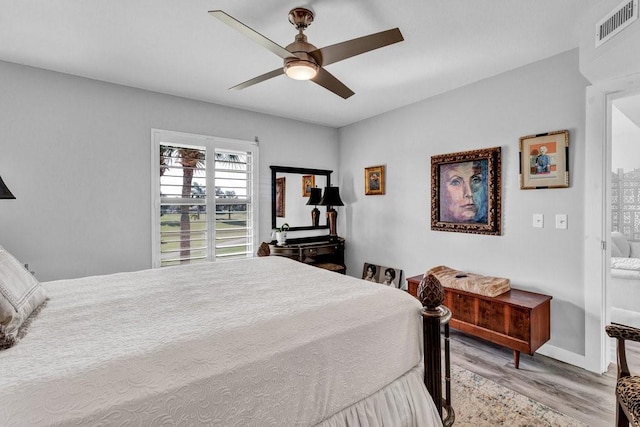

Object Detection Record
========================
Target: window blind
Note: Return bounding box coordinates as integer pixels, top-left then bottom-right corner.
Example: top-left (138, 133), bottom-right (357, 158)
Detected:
top-left (152, 131), bottom-right (258, 268)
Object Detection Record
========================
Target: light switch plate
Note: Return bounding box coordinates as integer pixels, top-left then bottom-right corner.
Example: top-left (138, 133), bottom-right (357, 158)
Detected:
top-left (556, 214), bottom-right (568, 229)
top-left (533, 213), bottom-right (544, 228)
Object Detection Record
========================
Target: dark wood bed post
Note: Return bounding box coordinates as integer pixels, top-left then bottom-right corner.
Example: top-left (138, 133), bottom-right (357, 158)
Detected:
top-left (419, 274), bottom-right (455, 427)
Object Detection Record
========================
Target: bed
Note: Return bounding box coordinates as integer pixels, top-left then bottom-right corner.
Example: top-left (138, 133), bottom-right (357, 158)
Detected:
top-left (0, 250), bottom-right (442, 426)
top-left (610, 232), bottom-right (640, 328)
top-left (610, 261), bottom-right (640, 328)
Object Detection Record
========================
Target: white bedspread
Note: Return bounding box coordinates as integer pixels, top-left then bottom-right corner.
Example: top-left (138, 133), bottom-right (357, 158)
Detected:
top-left (611, 256), bottom-right (640, 273)
top-left (0, 256), bottom-right (435, 426)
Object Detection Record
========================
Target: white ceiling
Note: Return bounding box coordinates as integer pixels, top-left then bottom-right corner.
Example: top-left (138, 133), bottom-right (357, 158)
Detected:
top-left (0, 0), bottom-right (595, 128)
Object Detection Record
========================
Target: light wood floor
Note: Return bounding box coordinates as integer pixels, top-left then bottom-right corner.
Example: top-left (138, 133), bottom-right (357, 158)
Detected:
top-left (448, 330), bottom-right (640, 426)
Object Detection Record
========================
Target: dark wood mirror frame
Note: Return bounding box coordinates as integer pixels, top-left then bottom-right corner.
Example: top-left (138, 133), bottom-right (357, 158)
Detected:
top-left (270, 165), bottom-right (332, 231)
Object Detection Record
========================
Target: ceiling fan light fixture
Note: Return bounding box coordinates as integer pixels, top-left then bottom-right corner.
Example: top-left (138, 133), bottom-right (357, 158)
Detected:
top-left (284, 59), bottom-right (318, 80)
top-left (211, 8), bottom-right (403, 98)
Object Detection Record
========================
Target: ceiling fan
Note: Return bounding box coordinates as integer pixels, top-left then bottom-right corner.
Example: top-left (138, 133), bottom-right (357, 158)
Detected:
top-left (209, 8), bottom-right (404, 99)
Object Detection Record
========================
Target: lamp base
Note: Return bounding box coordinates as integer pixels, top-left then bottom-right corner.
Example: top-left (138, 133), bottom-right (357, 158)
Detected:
top-left (327, 209), bottom-right (338, 236)
top-left (311, 207), bottom-right (320, 227)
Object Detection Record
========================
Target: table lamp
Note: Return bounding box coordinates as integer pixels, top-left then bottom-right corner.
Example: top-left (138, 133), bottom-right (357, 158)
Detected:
top-left (306, 187), bottom-right (322, 227)
top-left (319, 186), bottom-right (344, 236)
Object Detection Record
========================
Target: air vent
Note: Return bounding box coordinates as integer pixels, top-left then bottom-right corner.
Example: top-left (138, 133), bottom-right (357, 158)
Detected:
top-left (596, 0), bottom-right (638, 47)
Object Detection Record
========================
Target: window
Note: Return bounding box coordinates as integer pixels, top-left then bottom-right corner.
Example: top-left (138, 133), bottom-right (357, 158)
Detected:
top-left (151, 130), bottom-right (258, 267)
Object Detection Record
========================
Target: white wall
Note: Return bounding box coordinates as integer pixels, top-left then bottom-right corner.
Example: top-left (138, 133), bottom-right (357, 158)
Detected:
top-left (0, 60), bottom-right (338, 281)
top-left (338, 49), bottom-right (588, 358)
top-left (612, 105), bottom-right (640, 172)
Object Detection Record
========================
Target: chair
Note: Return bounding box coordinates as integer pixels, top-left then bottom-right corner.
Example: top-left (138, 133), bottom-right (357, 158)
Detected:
top-left (606, 323), bottom-right (640, 426)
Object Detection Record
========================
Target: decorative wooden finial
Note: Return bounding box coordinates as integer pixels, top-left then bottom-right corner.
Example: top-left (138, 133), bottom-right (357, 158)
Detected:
top-left (418, 274), bottom-right (445, 310)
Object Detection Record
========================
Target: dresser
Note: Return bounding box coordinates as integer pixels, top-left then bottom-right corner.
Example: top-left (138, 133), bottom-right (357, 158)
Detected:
top-left (269, 236), bottom-right (346, 273)
top-left (407, 274), bottom-right (551, 369)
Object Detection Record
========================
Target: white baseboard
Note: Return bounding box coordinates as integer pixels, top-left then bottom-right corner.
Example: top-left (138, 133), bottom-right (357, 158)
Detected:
top-left (535, 343), bottom-right (591, 371)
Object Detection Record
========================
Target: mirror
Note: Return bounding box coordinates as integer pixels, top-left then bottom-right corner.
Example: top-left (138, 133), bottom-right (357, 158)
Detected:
top-left (271, 166), bottom-right (332, 231)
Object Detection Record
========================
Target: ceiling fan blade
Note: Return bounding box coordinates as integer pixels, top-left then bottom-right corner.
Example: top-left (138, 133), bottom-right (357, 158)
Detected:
top-left (310, 28), bottom-right (403, 67)
top-left (209, 10), bottom-right (293, 60)
top-left (230, 68), bottom-right (284, 91)
top-left (311, 68), bottom-right (355, 99)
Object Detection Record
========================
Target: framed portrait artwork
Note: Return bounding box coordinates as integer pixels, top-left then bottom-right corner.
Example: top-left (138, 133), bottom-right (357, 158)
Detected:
top-left (302, 175), bottom-right (315, 197)
top-left (362, 262), bottom-right (404, 290)
top-left (519, 130), bottom-right (569, 189)
top-left (275, 177), bottom-right (286, 217)
top-left (365, 165), bottom-right (385, 195)
top-left (431, 146), bottom-right (502, 235)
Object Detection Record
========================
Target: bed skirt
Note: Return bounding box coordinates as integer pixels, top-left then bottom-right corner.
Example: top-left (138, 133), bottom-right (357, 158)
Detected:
top-left (316, 364), bottom-right (442, 427)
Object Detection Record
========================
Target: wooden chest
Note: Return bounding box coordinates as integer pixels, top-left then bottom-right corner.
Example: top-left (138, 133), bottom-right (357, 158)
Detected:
top-left (407, 274), bottom-right (552, 368)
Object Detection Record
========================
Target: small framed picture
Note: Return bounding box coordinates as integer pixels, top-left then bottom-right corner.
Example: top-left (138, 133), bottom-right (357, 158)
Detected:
top-left (302, 175), bottom-right (315, 197)
top-left (365, 165), bottom-right (385, 195)
top-left (362, 262), bottom-right (405, 290)
top-left (519, 130), bottom-right (569, 189)
top-left (431, 146), bottom-right (502, 235)
top-left (275, 177), bottom-right (286, 217)
top-left (362, 263), bottom-right (380, 282)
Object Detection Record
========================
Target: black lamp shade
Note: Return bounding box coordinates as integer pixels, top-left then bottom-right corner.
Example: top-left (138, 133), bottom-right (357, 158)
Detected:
top-left (319, 187), bottom-right (344, 206)
top-left (306, 187), bottom-right (323, 205)
top-left (0, 176), bottom-right (15, 199)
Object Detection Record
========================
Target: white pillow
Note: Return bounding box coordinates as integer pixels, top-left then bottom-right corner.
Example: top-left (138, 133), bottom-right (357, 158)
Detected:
top-left (0, 245), bottom-right (48, 349)
top-left (611, 239), bottom-right (623, 258)
top-left (612, 232), bottom-right (630, 258)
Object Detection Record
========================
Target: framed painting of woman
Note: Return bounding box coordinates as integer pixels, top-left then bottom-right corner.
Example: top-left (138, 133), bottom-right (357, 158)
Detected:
top-left (431, 146), bottom-right (502, 235)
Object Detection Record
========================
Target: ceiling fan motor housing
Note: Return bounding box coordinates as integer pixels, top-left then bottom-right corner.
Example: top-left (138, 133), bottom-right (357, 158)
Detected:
top-left (288, 7), bottom-right (314, 29)
top-left (284, 31), bottom-right (320, 79)
top-left (285, 34), bottom-right (319, 62)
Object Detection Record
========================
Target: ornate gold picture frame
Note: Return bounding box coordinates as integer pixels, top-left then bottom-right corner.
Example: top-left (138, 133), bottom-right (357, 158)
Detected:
top-left (302, 175), bottom-right (315, 197)
top-left (431, 147), bottom-right (502, 235)
top-left (365, 165), bottom-right (385, 195)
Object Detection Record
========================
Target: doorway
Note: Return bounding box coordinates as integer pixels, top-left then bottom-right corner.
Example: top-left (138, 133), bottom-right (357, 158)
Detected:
top-left (607, 93), bottom-right (640, 363)
top-left (584, 75), bottom-right (640, 374)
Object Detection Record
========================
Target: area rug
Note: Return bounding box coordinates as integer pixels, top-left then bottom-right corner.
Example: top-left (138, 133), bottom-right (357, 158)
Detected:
top-left (448, 365), bottom-right (587, 426)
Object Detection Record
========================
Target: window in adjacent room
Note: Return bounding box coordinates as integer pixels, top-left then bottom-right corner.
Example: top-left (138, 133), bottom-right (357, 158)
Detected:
top-left (151, 130), bottom-right (258, 267)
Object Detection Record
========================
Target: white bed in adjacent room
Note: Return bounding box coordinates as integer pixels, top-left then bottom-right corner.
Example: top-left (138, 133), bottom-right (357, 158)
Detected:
top-left (0, 254), bottom-right (441, 426)
top-left (610, 258), bottom-right (640, 328)
top-left (609, 232), bottom-right (640, 328)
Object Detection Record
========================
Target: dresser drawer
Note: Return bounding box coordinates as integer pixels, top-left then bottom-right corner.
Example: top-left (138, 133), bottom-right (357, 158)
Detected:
top-left (269, 246), bottom-right (299, 258)
top-left (301, 244), bottom-right (339, 257)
